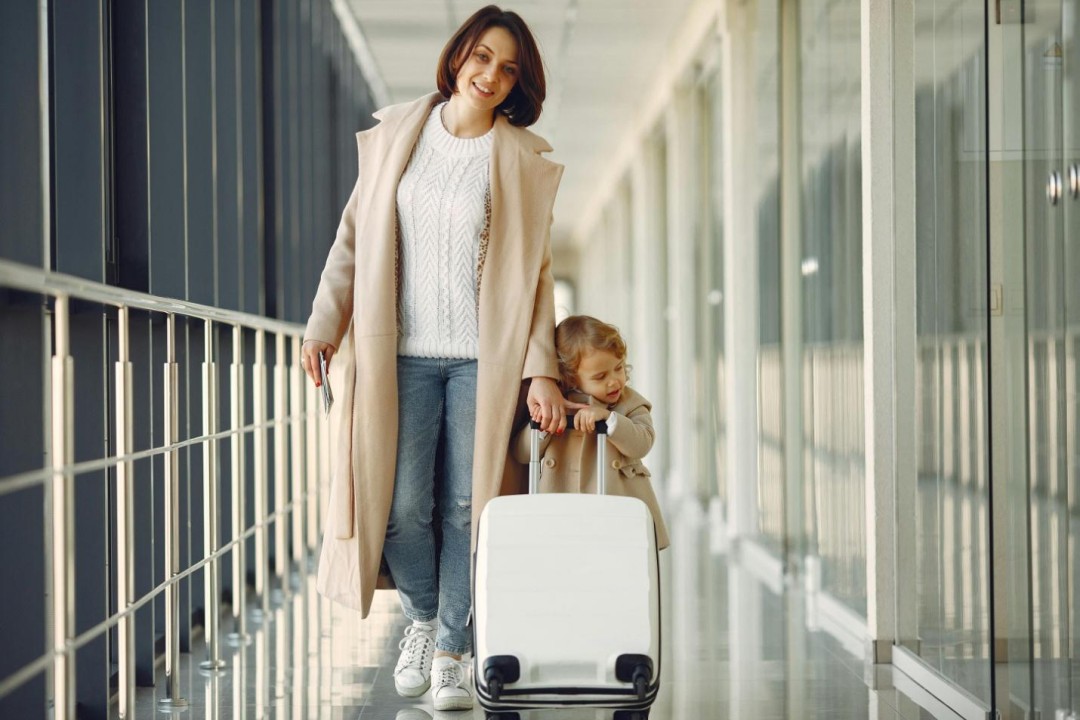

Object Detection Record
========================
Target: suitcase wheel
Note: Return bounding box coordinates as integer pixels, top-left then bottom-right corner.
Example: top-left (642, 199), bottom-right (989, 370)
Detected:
top-left (484, 713), bottom-right (520, 720)
top-left (613, 712), bottom-right (649, 720)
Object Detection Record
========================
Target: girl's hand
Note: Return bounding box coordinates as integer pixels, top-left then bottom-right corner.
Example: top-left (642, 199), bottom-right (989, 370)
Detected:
top-left (301, 340), bottom-right (336, 387)
top-left (573, 406), bottom-right (611, 434)
top-left (527, 377), bottom-right (588, 434)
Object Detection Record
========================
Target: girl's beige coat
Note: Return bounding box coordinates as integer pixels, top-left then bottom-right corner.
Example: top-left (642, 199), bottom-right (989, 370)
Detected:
top-left (511, 386), bottom-right (671, 549)
top-left (305, 93), bottom-right (564, 618)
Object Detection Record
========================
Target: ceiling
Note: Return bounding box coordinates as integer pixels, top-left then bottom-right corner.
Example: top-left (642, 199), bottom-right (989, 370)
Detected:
top-left (342, 0), bottom-right (700, 249)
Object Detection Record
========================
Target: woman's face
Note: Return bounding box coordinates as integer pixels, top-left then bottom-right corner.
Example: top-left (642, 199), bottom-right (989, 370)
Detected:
top-left (454, 26), bottom-right (519, 112)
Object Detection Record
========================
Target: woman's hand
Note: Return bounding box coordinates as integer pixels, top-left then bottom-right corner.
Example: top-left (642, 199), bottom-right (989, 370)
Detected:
top-left (573, 406), bottom-right (611, 434)
top-left (301, 340), bottom-right (336, 387)
top-left (527, 377), bottom-right (589, 434)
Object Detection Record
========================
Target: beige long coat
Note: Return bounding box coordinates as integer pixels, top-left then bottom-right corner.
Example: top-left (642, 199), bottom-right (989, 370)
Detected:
top-left (511, 386), bottom-right (671, 549)
top-left (304, 93), bottom-right (564, 618)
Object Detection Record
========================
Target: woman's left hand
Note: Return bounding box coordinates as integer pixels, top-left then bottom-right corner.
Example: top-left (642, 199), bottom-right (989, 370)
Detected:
top-left (527, 377), bottom-right (587, 434)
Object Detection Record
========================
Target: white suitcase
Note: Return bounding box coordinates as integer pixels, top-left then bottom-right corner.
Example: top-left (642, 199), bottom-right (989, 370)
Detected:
top-left (472, 419), bottom-right (661, 717)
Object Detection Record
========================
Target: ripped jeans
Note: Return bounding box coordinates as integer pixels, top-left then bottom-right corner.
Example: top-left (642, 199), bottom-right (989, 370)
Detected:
top-left (382, 355), bottom-right (477, 655)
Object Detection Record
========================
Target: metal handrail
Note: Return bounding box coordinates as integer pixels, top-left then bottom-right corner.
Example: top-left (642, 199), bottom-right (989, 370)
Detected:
top-left (0, 259), bottom-right (327, 717)
top-left (0, 258), bottom-right (300, 335)
top-left (0, 417), bottom-right (302, 498)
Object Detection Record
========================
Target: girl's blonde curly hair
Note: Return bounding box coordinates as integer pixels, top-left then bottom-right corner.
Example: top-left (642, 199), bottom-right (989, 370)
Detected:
top-left (554, 315), bottom-right (630, 390)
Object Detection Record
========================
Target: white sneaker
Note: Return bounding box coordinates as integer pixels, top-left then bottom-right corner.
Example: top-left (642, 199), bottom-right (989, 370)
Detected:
top-left (431, 655), bottom-right (473, 711)
top-left (393, 622), bottom-right (436, 697)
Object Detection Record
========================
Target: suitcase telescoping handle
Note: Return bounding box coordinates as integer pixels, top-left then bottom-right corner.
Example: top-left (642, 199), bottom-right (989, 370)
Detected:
top-left (528, 415), bottom-right (608, 495)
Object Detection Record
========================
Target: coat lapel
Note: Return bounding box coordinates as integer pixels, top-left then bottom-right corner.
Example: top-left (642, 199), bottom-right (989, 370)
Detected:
top-left (353, 94), bottom-right (438, 336)
top-left (472, 114), bottom-right (564, 537)
top-left (478, 115), bottom-right (563, 364)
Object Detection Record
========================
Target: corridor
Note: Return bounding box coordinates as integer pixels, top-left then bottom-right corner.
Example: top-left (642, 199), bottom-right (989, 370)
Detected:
top-left (4, 0), bottom-right (1080, 718)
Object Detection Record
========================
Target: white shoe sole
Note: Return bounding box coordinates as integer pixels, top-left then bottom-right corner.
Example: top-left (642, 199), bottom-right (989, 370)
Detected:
top-left (394, 677), bottom-right (431, 698)
top-left (433, 693), bottom-right (473, 711)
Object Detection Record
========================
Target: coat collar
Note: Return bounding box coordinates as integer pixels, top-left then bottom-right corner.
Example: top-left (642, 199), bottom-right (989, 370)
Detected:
top-left (369, 92), bottom-right (555, 157)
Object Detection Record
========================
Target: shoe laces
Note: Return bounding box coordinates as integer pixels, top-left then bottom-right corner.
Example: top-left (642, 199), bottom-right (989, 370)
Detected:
top-left (433, 659), bottom-right (467, 692)
top-left (395, 624), bottom-right (435, 673)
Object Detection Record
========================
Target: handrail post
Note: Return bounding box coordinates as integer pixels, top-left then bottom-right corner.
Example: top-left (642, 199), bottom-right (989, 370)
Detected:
top-left (227, 323), bottom-right (250, 646)
top-left (251, 329), bottom-right (269, 623)
top-left (273, 333), bottom-right (289, 599)
top-left (289, 335), bottom-right (304, 582)
top-left (200, 319), bottom-right (226, 672)
top-left (116, 306), bottom-right (135, 718)
top-left (50, 295), bottom-right (74, 719)
top-left (159, 314), bottom-right (188, 709)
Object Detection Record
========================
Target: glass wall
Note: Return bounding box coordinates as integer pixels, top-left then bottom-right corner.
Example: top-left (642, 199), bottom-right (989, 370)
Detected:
top-left (754, 0), bottom-right (785, 554)
top-left (900, 0), bottom-right (992, 706)
top-left (1018, 0), bottom-right (1080, 715)
top-left (798, 0), bottom-right (865, 616)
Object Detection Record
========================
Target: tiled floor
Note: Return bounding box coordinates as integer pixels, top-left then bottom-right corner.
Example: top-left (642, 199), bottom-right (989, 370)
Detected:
top-left (130, 503), bottom-right (957, 719)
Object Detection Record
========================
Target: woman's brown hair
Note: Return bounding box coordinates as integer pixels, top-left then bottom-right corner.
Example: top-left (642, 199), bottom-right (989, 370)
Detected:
top-left (555, 315), bottom-right (630, 390)
top-left (436, 5), bottom-right (546, 127)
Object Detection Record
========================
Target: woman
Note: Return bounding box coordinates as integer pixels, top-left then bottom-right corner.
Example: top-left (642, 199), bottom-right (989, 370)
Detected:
top-left (300, 5), bottom-right (579, 711)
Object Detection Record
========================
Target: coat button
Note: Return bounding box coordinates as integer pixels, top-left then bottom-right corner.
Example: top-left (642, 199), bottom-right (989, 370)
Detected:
top-left (611, 460), bottom-right (622, 469)
top-left (543, 458), bottom-right (556, 468)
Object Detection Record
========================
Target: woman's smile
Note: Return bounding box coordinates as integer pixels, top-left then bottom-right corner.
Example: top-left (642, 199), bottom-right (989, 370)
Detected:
top-left (472, 80), bottom-right (495, 98)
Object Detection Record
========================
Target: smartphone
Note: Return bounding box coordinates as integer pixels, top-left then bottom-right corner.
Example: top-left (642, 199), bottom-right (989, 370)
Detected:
top-left (318, 351), bottom-right (334, 415)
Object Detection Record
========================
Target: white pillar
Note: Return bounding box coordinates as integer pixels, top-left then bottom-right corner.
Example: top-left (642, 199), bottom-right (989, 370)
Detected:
top-left (664, 81), bottom-right (700, 505)
top-left (608, 182), bottom-right (633, 335)
top-left (891, 0), bottom-right (919, 651)
top-left (779, 0), bottom-right (805, 561)
top-left (720, 0), bottom-right (760, 539)
top-left (861, 0), bottom-right (897, 661)
top-left (630, 142), bottom-right (671, 478)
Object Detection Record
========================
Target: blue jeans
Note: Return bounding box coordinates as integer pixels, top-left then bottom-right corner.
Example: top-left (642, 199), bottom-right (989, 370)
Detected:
top-left (382, 356), bottom-right (477, 655)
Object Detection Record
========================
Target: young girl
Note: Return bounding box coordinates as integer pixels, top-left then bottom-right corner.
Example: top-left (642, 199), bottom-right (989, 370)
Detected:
top-left (513, 315), bottom-right (670, 549)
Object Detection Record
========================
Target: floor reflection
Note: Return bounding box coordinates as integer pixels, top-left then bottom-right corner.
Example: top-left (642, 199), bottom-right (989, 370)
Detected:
top-left (128, 501), bottom-right (960, 719)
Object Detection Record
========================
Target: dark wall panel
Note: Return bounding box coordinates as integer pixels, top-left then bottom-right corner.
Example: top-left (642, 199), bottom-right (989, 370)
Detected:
top-left (216, 0), bottom-right (241, 312)
top-left (113, 0), bottom-right (150, 293)
top-left (0, 307), bottom-right (46, 718)
top-left (147, 1), bottom-right (187, 301)
top-left (184, 2), bottom-right (216, 308)
top-left (71, 318), bottom-right (108, 720)
top-left (0, 3), bottom-right (44, 267)
top-left (241, 1), bottom-right (263, 315)
top-left (53, 0), bottom-right (105, 281)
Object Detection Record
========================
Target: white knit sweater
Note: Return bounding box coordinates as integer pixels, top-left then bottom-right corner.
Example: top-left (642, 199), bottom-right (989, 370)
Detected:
top-left (395, 102), bottom-right (492, 359)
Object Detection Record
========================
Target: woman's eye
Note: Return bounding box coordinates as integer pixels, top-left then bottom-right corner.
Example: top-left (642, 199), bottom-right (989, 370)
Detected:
top-left (504, 66), bottom-right (517, 76)
top-left (476, 52), bottom-right (489, 61)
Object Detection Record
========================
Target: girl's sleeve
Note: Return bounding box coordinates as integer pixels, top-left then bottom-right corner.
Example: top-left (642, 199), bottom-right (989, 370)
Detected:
top-left (607, 405), bottom-right (655, 460)
top-left (520, 217), bottom-right (559, 381)
top-left (303, 162), bottom-right (361, 349)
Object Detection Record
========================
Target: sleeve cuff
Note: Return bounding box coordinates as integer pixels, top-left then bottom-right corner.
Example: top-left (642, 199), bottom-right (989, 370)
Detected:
top-left (605, 412), bottom-right (619, 433)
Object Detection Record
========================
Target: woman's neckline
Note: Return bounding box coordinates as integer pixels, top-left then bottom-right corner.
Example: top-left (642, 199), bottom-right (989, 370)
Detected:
top-left (438, 101), bottom-right (495, 141)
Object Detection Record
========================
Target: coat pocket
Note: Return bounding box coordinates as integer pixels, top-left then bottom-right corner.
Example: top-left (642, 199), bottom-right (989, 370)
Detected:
top-left (329, 324), bottom-right (356, 540)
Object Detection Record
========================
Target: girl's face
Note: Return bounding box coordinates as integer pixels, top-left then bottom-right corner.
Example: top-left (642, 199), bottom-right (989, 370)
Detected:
top-left (574, 349), bottom-right (627, 406)
top-left (454, 27), bottom-right (519, 113)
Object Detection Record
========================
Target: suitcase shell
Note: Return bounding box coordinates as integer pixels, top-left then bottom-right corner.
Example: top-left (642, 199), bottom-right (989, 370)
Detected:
top-left (472, 420), bottom-right (661, 711)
